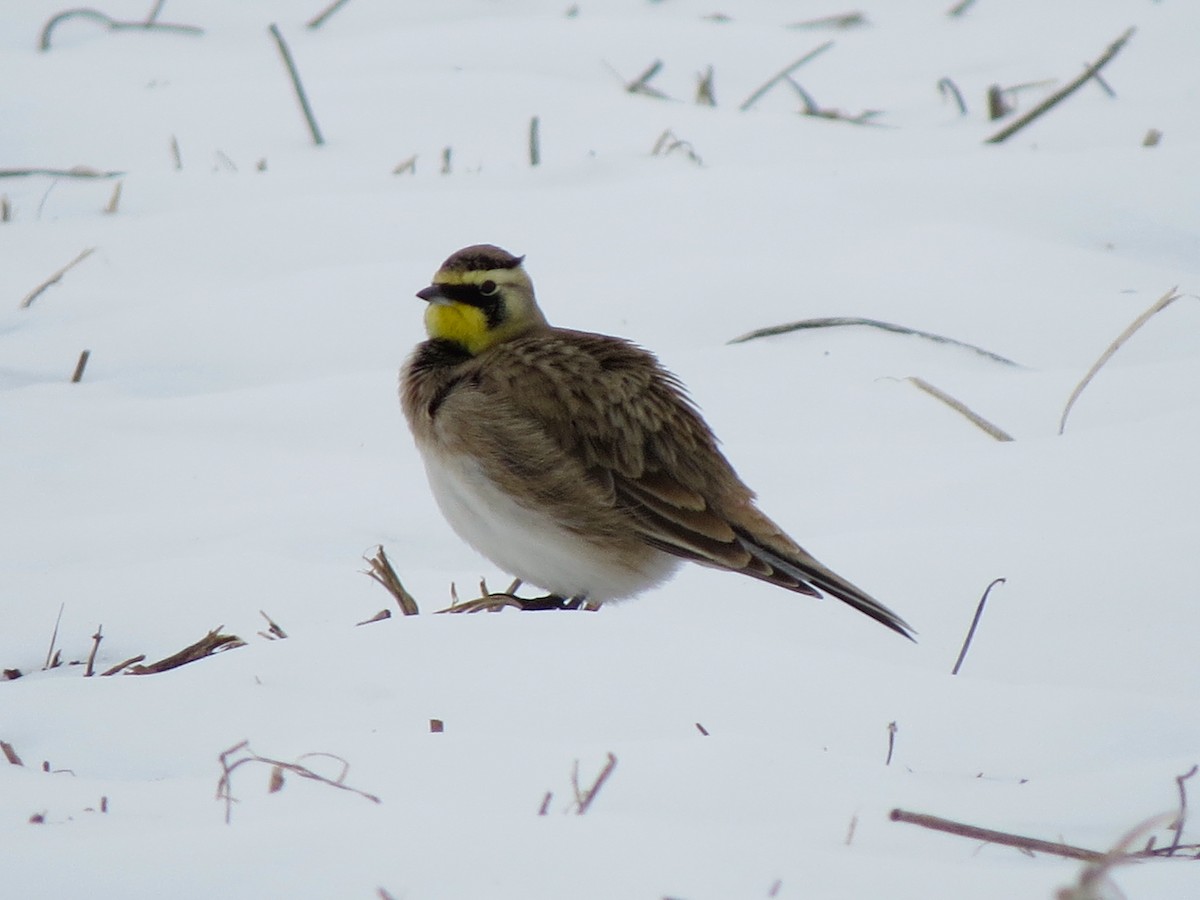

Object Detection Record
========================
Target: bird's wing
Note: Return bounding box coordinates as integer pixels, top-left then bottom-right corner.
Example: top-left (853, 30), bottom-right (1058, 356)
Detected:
top-left (475, 331), bottom-right (913, 638)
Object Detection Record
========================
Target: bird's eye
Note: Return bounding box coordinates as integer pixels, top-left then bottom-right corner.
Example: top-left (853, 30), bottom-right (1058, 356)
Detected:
top-left (480, 279), bottom-right (498, 296)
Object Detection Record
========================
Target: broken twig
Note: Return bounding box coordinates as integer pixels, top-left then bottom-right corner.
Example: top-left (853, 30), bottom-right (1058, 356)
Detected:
top-left (907, 377), bottom-right (1013, 441)
top-left (128, 628), bottom-right (245, 674)
top-left (20, 248), bottom-right (96, 309)
top-left (1059, 287), bottom-right (1183, 435)
top-left (986, 28), bottom-right (1135, 144)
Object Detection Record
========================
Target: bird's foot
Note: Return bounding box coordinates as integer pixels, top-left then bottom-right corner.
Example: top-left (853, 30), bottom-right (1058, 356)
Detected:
top-left (437, 593), bottom-right (591, 614)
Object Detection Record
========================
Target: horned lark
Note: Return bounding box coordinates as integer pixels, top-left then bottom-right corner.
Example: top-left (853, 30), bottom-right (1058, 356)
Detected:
top-left (401, 244), bottom-right (913, 638)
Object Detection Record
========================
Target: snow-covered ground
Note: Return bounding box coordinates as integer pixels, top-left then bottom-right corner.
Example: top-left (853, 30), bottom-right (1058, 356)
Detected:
top-left (3, 1), bottom-right (1198, 896)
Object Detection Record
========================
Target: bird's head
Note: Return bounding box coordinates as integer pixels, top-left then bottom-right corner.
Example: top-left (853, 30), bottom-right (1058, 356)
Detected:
top-left (417, 244), bottom-right (548, 355)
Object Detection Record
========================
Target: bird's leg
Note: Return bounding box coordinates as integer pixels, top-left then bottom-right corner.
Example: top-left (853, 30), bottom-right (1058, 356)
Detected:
top-left (437, 590), bottom-right (591, 614)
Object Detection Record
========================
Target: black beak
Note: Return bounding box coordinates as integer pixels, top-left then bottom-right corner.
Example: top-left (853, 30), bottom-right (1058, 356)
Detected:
top-left (416, 285), bottom-right (444, 302)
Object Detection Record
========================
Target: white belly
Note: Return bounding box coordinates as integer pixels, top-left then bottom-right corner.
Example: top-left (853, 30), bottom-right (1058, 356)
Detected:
top-left (419, 448), bottom-right (678, 603)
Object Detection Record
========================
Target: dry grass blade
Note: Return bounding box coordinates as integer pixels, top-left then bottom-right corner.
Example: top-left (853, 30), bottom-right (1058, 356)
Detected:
top-left (216, 740), bottom-right (381, 824)
top-left (730, 316), bottom-right (1020, 366)
top-left (938, 77), bottom-right (967, 115)
top-left (40, 7), bottom-right (203, 51)
top-left (985, 27), bottom-right (1136, 144)
top-left (71, 349), bottom-right (91, 383)
top-left (100, 654), bottom-right (145, 676)
top-left (43, 602), bottom-right (65, 670)
top-left (625, 59), bottom-right (668, 99)
top-left (128, 628), bottom-right (245, 674)
top-left (1168, 765), bottom-right (1198, 855)
top-left (890, 808), bottom-right (1107, 862)
top-left (307, 0), bottom-right (354, 29)
top-left (946, 0), bottom-right (980, 16)
top-left (363, 546), bottom-right (420, 615)
top-left (268, 23), bottom-right (325, 146)
top-left (20, 248), bottom-right (96, 309)
top-left (1, 740), bottom-right (24, 766)
top-left (0, 167), bottom-right (123, 180)
top-left (695, 65), bottom-right (716, 106)
top-left (258, 610), bottom-right (288, 640)
top-left (574, 753), bottom-right (618, 815)
top-left (103, 180), bottom-right (122, 214)
top-left (739, 42), bottom-right (834, 111)
top-left (1056, 813), bottom-right (1176, 900)
top-left (529, 115), bottom-right (541, 166)
top-left (907, 377), bottom-right (1013, 441)
top-left (84, 625), bottom-right (103, 676)
top-left (952, 577), bottom-right (1005, 674)
top-left (1058, 287), bottom-right (1183, 435)
top-left (787, 12), bottom-right (867, 30)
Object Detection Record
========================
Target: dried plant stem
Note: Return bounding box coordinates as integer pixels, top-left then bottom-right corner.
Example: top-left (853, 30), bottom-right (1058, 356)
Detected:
top-left (625, 60), bottom-right (667, 99)
top-left (19, 248), bottom-right (96, 309)
top-left (1169, 765), bottom-right (1198, 854)
top-left (43, 603), bottom-right (65, 670)
top-left (0, 167), bottom-right (122, 180)
top-left (2, 741), bottom-right (24, 766)
top-left (529, 115), bottom-right (541, 166)
top-left (739, 42), bottom-right (834, 111)
top-left (128, 628), bottom-right (245, 674)
top-left (307, 0), bottom-right (354, 29)
top-left (40, 8), bottom-right (203, 51)
top-left (268, 23), bottom-right (325, 146)
top-left (985, 28), bottom-right (1135, 144)
top-left (84, 625), bottom-right (103, 676)
top-left (947, 0), bottom-right (980, 15)
top-left (71, 349), bottom-right (91, 383)
top-left (952, 577), bottom-right (1004, 675)
top-left (363, 546), bottom-right (420, 615)
top-left (729, 316), bottom-right (1019, 366)
top-left (937, 78), bottom-right (967, 115)
top-left (885, 721), bottom-right (898, 765)
top-left (907, 377), bottom-right (1013, 441)
top-left (1059, 287), bottom-right (1183, 435)
top-left (890, 808), bottom-right (1107, 862)
top-left (216, 740), bottom-right (381, 824)
top-left (100, 654), bottom-right (145, 676)
top-left (574, 753), bottom-right (618, 815)
top-left (788, 13), bottom-right (866, 30)
top-left (104, 180), bottom-right (122, 214)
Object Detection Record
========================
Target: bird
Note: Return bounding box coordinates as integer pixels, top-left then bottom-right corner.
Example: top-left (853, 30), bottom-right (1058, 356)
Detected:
top-left (400, 244), bottom-right (913, 638)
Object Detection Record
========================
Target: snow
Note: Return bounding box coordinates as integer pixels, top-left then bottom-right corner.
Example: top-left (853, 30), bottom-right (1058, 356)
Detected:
top-left (2, 1), bottom-right (1198, 897)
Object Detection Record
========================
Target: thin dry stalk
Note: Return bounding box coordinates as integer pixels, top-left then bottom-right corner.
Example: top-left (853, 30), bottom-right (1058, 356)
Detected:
top-left (169, 135), bottom-right (182, 170)
top-left (40, 8), bottom-right (203, 51)
top-left (355, 609), bottom-right (391, 626)
top-left (268, 23), bottom-right (325, 146)
top-left (952, 577), bottom-right (1005, 675)
top-left (739, 42), bottom-right (834, 111)
top-left (986, 28), bottom-right (1136, 144)
top-left (71, 349), bottom-right (91, 383)
top-left (937, 78), bottom-right (967, 115)
top-left (891, 808), bottom-right (1107, 862)
top-left (1057, 814), bottom-right (1176, 900)
top-left (363, 546), bottom-right (420, 615)
top-left (1169, 765), bottom-right (1198, 855)
top-left (392, 156), bottom-right (416, 175)
top-left (2, 195), bottom-right (11, 222)
top-left (625, 59), bottom-right (668, 99)
top-left (20, 248), bottom-right (96, 309)
top-left (529, 115), bottom-right (541, 166)
top-left (441, 147), bottom-right (452, 174)
top-left (0, 167), bottom-right (122, 179)
top-left (695, 722), bottom-right (710, 736)
top-left (43, 603), bottom-right (65, 670)
top-left (907, 377), bottom-right (1013, 441)
top-left (537, 791), bottom-right (553, 816)
top-left (1059, 287), bottom-right (1183, 435)
top-left (216, 740), bottom-right (381, 823)
top-left (650, 130), bottom-right (703, 165)
top-left (947, 0), bottom-right (980, 17)
top-left (84, 625), bottom-right (103, 676)
top-left (100, 654), bottom-right (145, 676)
top-left (574, 753), bottom-right (618, 815)
top-left (128, 628), bottom-right (245, 674)
top-left (788, 12), bottom-right (866, 30)
top-left (104, 180), bottom-right (122, 214)
top-left (1, 740), bottom-right (23, 766)
top-left (695, 65), bottom-right (716, 106)
top-left (885, 721), bottom-right (898, 765)
top-left (258, 610), bottom-right (288, 640)
top-left (730, 316), bottom-right (1019, 366)
top-left (307, 0), bottom-right (354, 29)
top-left (845, 816), bottom-right (858, 845)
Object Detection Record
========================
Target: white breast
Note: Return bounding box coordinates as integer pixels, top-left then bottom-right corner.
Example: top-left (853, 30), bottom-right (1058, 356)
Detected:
top-left (418, 448), bottom-right (679, 603)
